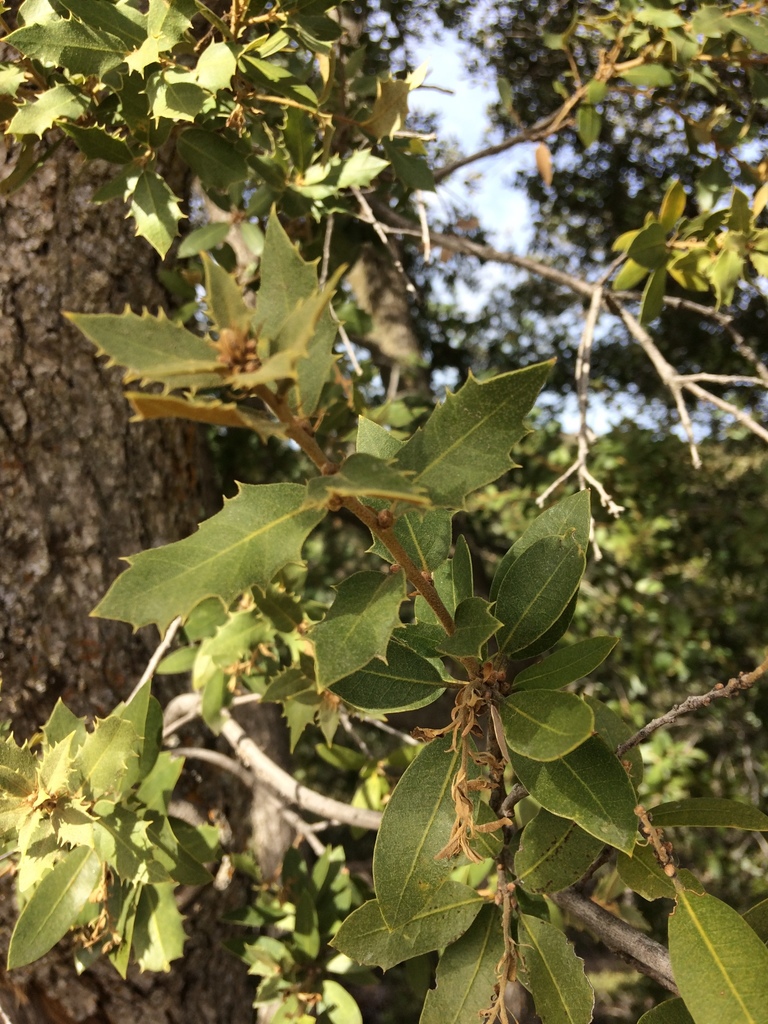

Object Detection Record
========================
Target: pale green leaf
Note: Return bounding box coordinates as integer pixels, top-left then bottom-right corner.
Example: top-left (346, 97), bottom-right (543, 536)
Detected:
top-left (92, 807), bottom-right (170, 884)
top-left (621, 65), bottom-right (675, 88)
top-left (500, 691), bottom-right (594, 761)
top-left (669, 887), bottom-right (768, 1024)
top-left (660, 180), bottom-right (686, 231)
top-left (146, 67), bottom-right (205, 122)
top-left (313, 570), bottom-right (407, 689)
top-left (577, 105), bottom-right (601, 148)
top-left (67, 309), bottom-right (223, 390)
top-left (130, 169), bottom-right (185, 258)
top-left (515, 810), bottom-right (603, 894)
top-left (93, 483), bottom-right (325, 632)
top-left (640, 266), bottom-right (668, 324)
top-left (8, 847), bottom-right (101, 969)
top-left (320, 980), bottom-right (362, 1024)
top-left (8, 83), bottom-right (89, 137)
top-left (613, 258), bottom-right (650, 290)
top-left (202, 254), bottom-right (252, 333)
top-left (420, 904), bottom-right (505, 1024)
top-left (510, 737), bottom-right (637, 853)
top-left (147, 0), bottom-right (196, 48)
top-left (374, 737), bottom-right (473, 928)
top-left (329, 638), bottom-right (445, 713)
top-left (61, 124), bottom-right (133, 163)
top-left (628, 222), bottom-right (669, 270)
top-left (648, 798), bottom-right (768, 831)
top-left (513, 637), bottom-right (619, 691)
top-left (518, 914), bottom-right (594, 1024)
top-left (127, 393), bottom-right (286, 441)
top-left (337, 149), bottom-right (390, 188)
top-left (194, 40), bottom-right (237, 93)
top-left (76, 717), bottom-right (139, 800)
top-left (0, 736), bottom-right (38, 800)
top-left (361, 77), bottom-right (411, 140)
top-left (177, 222), bottom-right (231, 258)
top-left (133, 883), bottom-right (187, 972)
top-left (393, 363), bottom-right (551, 509)
top-left (496, 534), bottom-right (586, 657)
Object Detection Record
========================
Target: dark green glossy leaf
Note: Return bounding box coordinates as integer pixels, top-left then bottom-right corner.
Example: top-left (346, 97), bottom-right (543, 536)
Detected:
top-left (518, 914), bottom-right (594, 1024)
top-left (637, 999), bottom-right (695, 1024)
top-left (514, 637), bottom-right (619, 691)
top-left (515, 810), bottom-right (603, 894)
top-left (617, 843), bottom-right (675, 901)
top-left (648, 798), bottom-right (768, 831)
top-left (437, 598), bottom-right (501, 659)
top-left (329, 638), bottom-right (445, 714)
top-left (500, 691), bottom-right (593, 761)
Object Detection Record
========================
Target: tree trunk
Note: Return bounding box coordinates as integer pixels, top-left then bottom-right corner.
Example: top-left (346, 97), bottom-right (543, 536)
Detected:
top-left (0, 143), bottom-right (254, 1022)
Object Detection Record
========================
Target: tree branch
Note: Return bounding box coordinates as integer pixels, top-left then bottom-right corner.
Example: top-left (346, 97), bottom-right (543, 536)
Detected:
top-left (617, 652), bottom-right (768, 757)
top-left (551, 888), bottom-right (678, 993)
top-left (127, 616), bottom-right (182, 703)
top-left (219, 711), bottom-right (383, 831)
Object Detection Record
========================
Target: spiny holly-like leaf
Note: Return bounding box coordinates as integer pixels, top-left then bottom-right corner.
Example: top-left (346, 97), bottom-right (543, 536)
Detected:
top-left (518, 913), bottom-right (595, 1024)
top-left (357, 417), bottom-right (452, 571)
top-left (329, 638), bottom-right (445, 714)
top-left (500, 691), bottom-right (594, 761)
top-left (8, 83), bottom-right (89, 137)
top-left (7, 847), bottom-right (101, 969)
top-left (145, 67), bottom-right (206, 123)
top-left (420, 905), bottom-right (505, 1024)
top-left (147, 0), bottom-right (196, 49)
top-left (68, 309), bottom-right (223, 390)
top-left (312, 570), bottom-right (406, 689)
top-left (514, 636), bottom-right (619, 691)
top-left (130, 169), bottom-right (186, 258)
top-left (6, 21), bottom-right (128, 77)
top-left (126, 393), bottom-right (286, 440)
top-left (360, 77), bottom-right (411, 140)
top-left (436, 598), bottom-right (501, 659)
top-left (93, 483), bottom-right (325, 632)
top-left (0, 737), bottom-right (37, 801)
top-left (176, 128), bottom-right (250, 190)
top-left (76, 717), bottom-right (139, 801)
top-left (648, 798), bottom-right (768, 831)
top-left (393, 363), bottom-right (551, 509)
top-left (490, 491), bottom-right (591, 604)
top-left (92, 808), bottom-right (171, 884)
top-left (496, 534), bottom-right (586, 657)
top-left (510, 737), bottom-right (637, 853)
top-left (515, 810), bottom-right (603, 894)
top-left (669, 885), bottom-right (768, 1024)
top-left (306, 453), bottom-right (430, 510)
top-left (373, 737), bottom-right (475, 929)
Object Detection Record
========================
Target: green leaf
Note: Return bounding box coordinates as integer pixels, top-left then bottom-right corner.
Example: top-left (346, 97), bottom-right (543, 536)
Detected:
top-left (647, 798), bottom-right (768, 831)
top-left (393, 363), bottom-right (551, 509)
top-left (177, 128), bottom-right (250, 190)
top-left (7, 847), bottom-right (101, 969)
top-left (8, 83), bottom-right (89, 137)
top-left (628, 222), bottom-right (669, 270)
top-left (518, 914), bottom-right (594, 1024)
top-left (177, 222), bottom-right (231, 258)
top-left (637, 999), bottom-right (695, 1024)
top-left (61, 124), bottom-right (133, 163)
top-left (669, 887), bottom-right (768, 1024)
top-left (202, 254), bottom-right (252, 333)
top-left (332, 885), bottom-right (482, 971)
top-left (496, 535), bottom-right (586, 657)
top-left (76, 716), bottom-right (139, 800)
top-left (329, 638), bottom-right (445, 714)
top-left (361, 77), bottom-right (411, 140)
top-left (744, 898), bottom-right (768, 943)
top-left (513, 637), bottom-right (619, 691)
top-left (660, 180), bottom-right (686, 231)
top-left (510, 737), bottom-right (637, 853)
top-left (640, 266), bottom-right (667, 324)
top-left (577, 105), bottom-right (601, 148)
top-left (374, 737), bottom-right (473, 928)
top-left (613, 258), bottom-right (650, 290)
top-left (146, 67), bottom-right (206, 122)
top-left (357, 418), bottom-right (453, 571)
top-left (490, 491), bottom-right (591, 604)
top-left (147, 0), bottom-right (196, 48)
top-left (92, 807), bottom-right (170, 884)
top-left (420, 904), bottom-right (505, 1024)
top-left (313, 570), bottom-right (407, 689)
top-left (0, 736), bottom-right (38, 800)
top-left (617, 842), bottom-right (675, 901)
top-left (68, 308), bottom-right (222, 390)
top-left (708, 248), bottom-right (743, 308)
top-left (306, 453), bottom-right (430, 509)
top-left (194, 40), bottom-right (237, 93)
top-left (436, 598), bottom-right (501, 659)
top-left (515, 810), bottom-right (604, 894)
top-left (294, 888), bottom-right (321, 960)
top-left (6, 21), bottom-right (128, 76)
top-left (127, 392), bottom-right (285, 440)
top-left (382, 138), bottom-right (436, 191)
top-left (93, 483), bottom-right (325, 632)
top-left (320, 980), bottom-right (362, 1024)
top-left (337, 149), bottom-right (390, 188)
top-left (621, 65), bottom-right (675, 88)
top-left (130, 169), bottom-right (185, 258)
top-left (586, 696), bottom-right (643, 786)
top-left (133, 883), bottom-right (187, 972)
top-left (500, 691), bottom-right (594, 761)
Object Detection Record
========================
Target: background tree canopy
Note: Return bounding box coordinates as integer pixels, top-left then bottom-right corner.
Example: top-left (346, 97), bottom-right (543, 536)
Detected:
top-left (1, 2), bottom-right (768, 1023)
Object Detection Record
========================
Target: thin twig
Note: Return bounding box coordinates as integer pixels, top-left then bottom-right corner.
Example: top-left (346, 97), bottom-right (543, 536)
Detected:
top-left (351, 186), bottom-right (418, 297)
top-left (415, 190), bottom-right (431, 263)
top-left (279, 807), bottom-right (327, 855)
top-left (617, 652), bottom-right (768, 757)
top-left (359, 715), bottom-right (420, 745)
top-left (173, 746), bottom-right (255, 788)
top-left (339, 709), bottom-right (374, 758)
top-left (127, 616), bottom-right (182, 703)
top-left (319, 212), bottom-right (334, 288)
top-left (220, 711), bottom-right (383, 831)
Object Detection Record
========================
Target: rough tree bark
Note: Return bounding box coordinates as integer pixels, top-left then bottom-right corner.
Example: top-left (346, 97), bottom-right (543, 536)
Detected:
top-left (0, 142), bottom-right (255, 1023)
